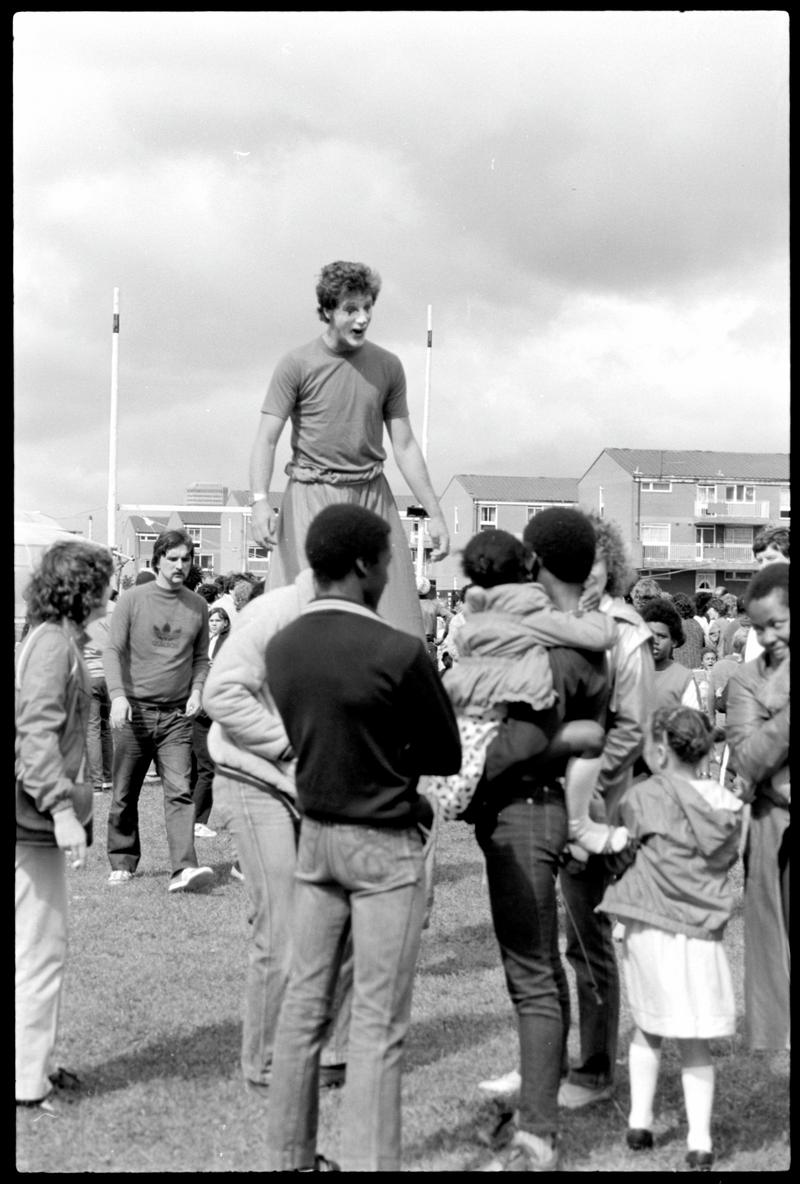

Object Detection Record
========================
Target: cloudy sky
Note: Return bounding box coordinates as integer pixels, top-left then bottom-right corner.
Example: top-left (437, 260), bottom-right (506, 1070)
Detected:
top-left (14, 11), bottom-right (789, 542)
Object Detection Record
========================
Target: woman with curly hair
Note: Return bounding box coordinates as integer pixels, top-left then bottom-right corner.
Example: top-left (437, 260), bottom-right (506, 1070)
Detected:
top-left (248, 260), bottom-right (449, 640)
top-left (598, 707), bottom-right (743, 1171)
top-left (641, 598), bottom-right (704, 717)
top-left (554, 512), bottom-right (656, 1108)
top-left (16, 539), bottom-right (114, 1114)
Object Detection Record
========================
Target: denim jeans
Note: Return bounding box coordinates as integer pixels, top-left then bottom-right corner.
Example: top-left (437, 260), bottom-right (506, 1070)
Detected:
top-left (266, 818), bottom-right (427, 1172)
top-left (190, 715), bottom-right (215, 826)
top-left (476, 788), bottom-right (570, 1138)
top-left (558, 855), bottom-right (619, 1088)
top-left (85, 678), bottom-right (112, 789)
top-left (107, 700), bottom-right (198, 874)
top-left (212, 774), bottom-right (352, 1086)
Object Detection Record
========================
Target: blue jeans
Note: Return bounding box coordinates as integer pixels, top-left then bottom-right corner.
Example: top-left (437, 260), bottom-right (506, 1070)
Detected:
top-left (107, 700), bottom-right (198, 875)
top-left (476, 788), bottom-right (570, 1138)
top-left (212, 774), bottom-right (352, 1086)
top-left (266, 818), bottom-right (427, 1172)
top-left (85, 678), bottom-right (112, 789)
top-left (558, 855), bottom-right (619, 1088)
top-left (190, 715), bottom-right (215, 826)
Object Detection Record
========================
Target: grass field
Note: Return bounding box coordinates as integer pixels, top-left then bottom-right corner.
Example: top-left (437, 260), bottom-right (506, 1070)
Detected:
top-left (16, 784), bottom-right (789, 1172)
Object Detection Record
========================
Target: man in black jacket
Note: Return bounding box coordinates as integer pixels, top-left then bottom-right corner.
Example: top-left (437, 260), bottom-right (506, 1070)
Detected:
top-left (264, 503), bottom-right (461, 1173)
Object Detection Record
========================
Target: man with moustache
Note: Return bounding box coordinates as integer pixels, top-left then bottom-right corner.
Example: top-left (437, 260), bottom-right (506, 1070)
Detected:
top-left (104, 529), bottom-right (213, 893)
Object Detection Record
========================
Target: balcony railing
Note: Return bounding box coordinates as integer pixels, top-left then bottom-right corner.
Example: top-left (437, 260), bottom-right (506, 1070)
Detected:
top-left (694, 500), bottom-right (770, 519)
top-left (641, 543), bottom-right (756, 567)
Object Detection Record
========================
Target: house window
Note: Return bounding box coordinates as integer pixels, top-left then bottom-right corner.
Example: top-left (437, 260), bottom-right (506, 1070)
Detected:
top-left (247, 545), bottom-right (269, 560)
top-left (723, 527), bottom-right (752, 546)
top-left (779, 489), bottom-right (790, 519)
top-left (696, 484), bottom-right (716, 503)
top-left (526, 505), bottom-right (546, 521)
top-left (641, 523), bottom-right (670, 559)
top-left (724, 484), bottom-right (755, 503)
top-left (696, 526), bottom-right (717, 552)
top-left (641, 480), bottom-right (672, 493)
top-left (138, 532), bottom-right (157, 543)
top-left (186, 527), bottom-right (203, 543)
top-left (198, 553), bottom-right (213, 572)
top-left (478, 505), bottom-right (497, 531)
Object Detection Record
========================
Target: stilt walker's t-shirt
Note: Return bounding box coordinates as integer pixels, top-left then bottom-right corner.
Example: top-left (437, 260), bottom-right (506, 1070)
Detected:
top-left (261, 337), bottom-right (409, 483)
top-left (261, 337), bottom-right (425, 641)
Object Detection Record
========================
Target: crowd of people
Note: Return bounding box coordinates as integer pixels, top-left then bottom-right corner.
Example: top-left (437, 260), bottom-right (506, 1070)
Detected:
top-left (15, 260), bottom-right (790, 1173)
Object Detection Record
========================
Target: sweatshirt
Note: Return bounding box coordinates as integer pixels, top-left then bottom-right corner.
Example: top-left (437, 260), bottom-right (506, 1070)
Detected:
top-left (104, 581), bottom-right (209, 703)
top-left (267, 598), bottom-right (461, 827)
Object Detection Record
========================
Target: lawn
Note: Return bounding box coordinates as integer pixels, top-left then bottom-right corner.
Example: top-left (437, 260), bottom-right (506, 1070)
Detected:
top-left (16, 785), bottom-right (789, 1172)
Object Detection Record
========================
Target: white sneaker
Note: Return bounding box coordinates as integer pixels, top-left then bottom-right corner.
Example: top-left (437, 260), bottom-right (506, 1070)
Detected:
top-left (167, 866), bottom-right (214, 893)
top-left (194, 823), bottom-right (217, 838)
top-left (108, 869), bottom-right (134, 885)
top-left (557, 1080), bottom-right (614, 1109)
top-left (478, 1069), bottom-right (521, 1100)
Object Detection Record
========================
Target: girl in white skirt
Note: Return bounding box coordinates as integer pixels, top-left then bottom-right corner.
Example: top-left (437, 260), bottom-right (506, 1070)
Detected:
top-left (598, 707), bottom-right (743, 1171)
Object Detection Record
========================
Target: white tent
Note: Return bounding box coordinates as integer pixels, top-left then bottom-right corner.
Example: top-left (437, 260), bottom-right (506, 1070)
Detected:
top-left (14, 514), bottom-right (85, 638)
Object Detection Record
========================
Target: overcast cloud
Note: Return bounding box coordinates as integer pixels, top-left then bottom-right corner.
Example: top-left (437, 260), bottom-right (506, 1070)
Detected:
top-left (14, 11), bottom-right (789, 541)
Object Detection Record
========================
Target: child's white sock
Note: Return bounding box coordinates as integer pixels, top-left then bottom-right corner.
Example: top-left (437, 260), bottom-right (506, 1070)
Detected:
top-left (565, 756), bottom-right (629, 855)
top-left (682, 1063), bottom-right (714, 1153)
top-left (628, 1032), bottom-right (661, 1131)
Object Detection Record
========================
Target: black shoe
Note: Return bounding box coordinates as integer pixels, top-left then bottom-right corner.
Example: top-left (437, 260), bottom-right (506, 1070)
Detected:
top-left (626, 1128), bottom-right (654, 1151)
top-left (295, 1154), bottom-right (340, 1171)
top-left (319, 1064), bottom-right (346, 1089)
top-left (686, 1149), bottom-right (714, 1171)
top-left (48, 1067), bottom-right (81, 1091)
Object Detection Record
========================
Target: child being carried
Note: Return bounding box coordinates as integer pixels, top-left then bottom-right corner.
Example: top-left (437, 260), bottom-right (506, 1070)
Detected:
top-left (429, 529), bottom-right (628, 856)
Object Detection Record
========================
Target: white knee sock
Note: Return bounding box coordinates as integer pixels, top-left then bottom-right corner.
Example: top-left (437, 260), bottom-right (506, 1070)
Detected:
top-left (628, 1035), bottom-right (661, 1130)
top-left (682, 1063), bottom-right (714, 1152)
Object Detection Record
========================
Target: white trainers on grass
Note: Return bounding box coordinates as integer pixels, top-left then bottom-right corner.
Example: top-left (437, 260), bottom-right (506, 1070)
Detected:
top-left (107, 869), bottom-right (134, 885)
top-left (167, 866), bottom-right (214, 893)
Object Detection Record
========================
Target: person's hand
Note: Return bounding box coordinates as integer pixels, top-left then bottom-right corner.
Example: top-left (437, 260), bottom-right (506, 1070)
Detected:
top-left (110, 696), bottom-right (132, 730)
top-left (427, 513), bottom-right (450, 562)
top-left (579, 584), bottom-right (602, 612)
top-left (185, 689), bottom-right (203, 717)
top-left (53, 807), bottom-right (88, 870)
top-left (250, 500), bottom-right (278, 550)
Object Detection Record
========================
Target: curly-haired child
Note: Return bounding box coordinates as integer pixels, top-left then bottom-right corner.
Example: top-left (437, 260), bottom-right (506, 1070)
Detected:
top-left (598, 707), bottom-right (743, 1171)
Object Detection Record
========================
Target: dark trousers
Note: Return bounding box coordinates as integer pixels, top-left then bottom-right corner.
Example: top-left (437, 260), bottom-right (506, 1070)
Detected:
top-left (107, 701), bottom-right (198, 875)
top-left (476, 788), bottom-right (570, 1138)
top-left (85, 678), bottom-right (113, 789)
top-left (191, 714), bottom-right (215, 826)
top-left (558, 855), bottom-right (619, 1088)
